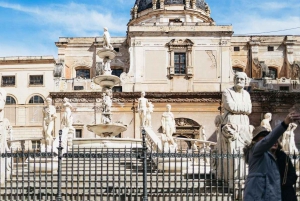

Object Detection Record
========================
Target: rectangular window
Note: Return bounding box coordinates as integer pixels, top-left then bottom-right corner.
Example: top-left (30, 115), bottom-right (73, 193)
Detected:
top-left (32, 140), bottom-right (41, 150)
top-left (29, 75), bottom-right (43, 85)
top-left (279, 86), bottom-right (289, 91)
top-left (112, 86), bottom-right (122, 92)
top-left (169, 18), bottom-right (182, 23)
top-left (115, 133), bottom-right (121, 138)
top-left (2, 76), bottom-right (15, 86)
top-left (74, 86), bottom-right (84, 90)
top-left (76, 69), bottom-right (90, 79)
top-left (268, 46), bottom-right (274, 51)
top-left (174, 53), bottom-right (186, 74)
top-left (75, 129), bottom-right (82, 138)
top-left (112, 69), bottom-right (123, 77)
top-left (114, 48), bottom-right (120, 52)
top-left (234, 47), bottom-right (240, 51)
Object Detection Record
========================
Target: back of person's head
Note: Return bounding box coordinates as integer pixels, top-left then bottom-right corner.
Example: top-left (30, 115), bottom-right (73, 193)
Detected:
top-left (252, 126), bottom-right (270, 142)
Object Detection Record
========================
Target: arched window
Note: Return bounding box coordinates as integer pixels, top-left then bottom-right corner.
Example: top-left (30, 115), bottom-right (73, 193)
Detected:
top-left (233, 67), bottom-right (243, 74)
top-left (268, 67), bottom-right (277, 80)
top-left (6, 96), bottom-right (16, 104)
top-left (4, 96), bottom-right (16, 125)
top-left (76, 69), bottom-right (90, 79)
top-left (28, 95), bottom-right (44, 125)
top-left (29, 95), bottom-right (44, 104)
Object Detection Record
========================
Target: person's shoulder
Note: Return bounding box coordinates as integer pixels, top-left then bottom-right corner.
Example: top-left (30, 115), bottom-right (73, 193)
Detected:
top-left (222, 87), bottom-right (233, 95)
top-left (243, 89), bottom-right (250, 95)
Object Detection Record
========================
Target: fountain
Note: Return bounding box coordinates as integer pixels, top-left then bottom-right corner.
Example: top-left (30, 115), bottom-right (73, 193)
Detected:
top-left (73, 28), bottom-right (135, 148)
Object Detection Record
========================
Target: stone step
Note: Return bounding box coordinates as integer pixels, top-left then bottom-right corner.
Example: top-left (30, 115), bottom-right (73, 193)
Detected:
top-left (0, 193), bottom-right (234, 201)
top-left (2, 180), bottom-right (227, 190)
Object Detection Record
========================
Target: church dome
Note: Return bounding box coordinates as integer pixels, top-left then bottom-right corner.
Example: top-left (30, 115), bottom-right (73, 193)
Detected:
top-left (135, 0), bottom-right (207, 13)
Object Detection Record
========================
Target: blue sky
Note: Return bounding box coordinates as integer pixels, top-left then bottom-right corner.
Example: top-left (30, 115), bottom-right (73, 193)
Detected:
top-left (0, 0), bottom-right (299, 57)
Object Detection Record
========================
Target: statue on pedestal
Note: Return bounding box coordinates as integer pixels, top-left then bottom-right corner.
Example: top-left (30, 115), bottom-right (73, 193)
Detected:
top-left (42, 98), bottom-right (57, 148)
top-left (0, 88), bottom-right (12, 184)
top-left (103, 27), bottom-right (113, 50)
top-left (138, 91), bottom-right (149, 127)
top-left (260, 113), bottom-right (272, 131)
top-left (281, 123), bottom-right (298, 153)
top-left (102, 88), bottom-right (112, 114)
top-left (145, 102), bottom-right (154, 127)
top-left (102, 57), bottom-right (112, 75)
top-left (217, 72), bottom-right (253, 186)
top-left (0, 88), bottom-right (6, 121)
top-left (61, 97), bottom-right (73, 128)
top-left (161, 104), bottom-right (177, 149)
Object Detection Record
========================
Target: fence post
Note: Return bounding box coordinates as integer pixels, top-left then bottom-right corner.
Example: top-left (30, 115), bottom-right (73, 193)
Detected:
top-left (56, 130), bottom-right (63, 201)
top-left (142, 128), bottom-right (148, 201)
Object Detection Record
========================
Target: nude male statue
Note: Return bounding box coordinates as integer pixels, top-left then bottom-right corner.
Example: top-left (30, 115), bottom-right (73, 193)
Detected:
top-left (161, 104), bottom-right (176, 146)
top-left (137, 91), bottom-right (149, 127)
top-left (103, 27), bottom-right (113, 50)
top-left (260, 113), bottom-right (272, 131)
top-left (42, 98), bottom-right (57, 147)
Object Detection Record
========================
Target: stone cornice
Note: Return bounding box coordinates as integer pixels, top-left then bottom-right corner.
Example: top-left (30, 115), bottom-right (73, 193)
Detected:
top-left (49, 91), bottom-right (300, 105)
top-left (50, 92), bottom-right (222, 103)
top-left (0, 57), bottom-right (56, 65)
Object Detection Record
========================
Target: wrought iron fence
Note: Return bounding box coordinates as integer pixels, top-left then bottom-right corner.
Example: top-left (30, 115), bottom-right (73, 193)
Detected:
top-left (1, 130), bottom-right (300, 201)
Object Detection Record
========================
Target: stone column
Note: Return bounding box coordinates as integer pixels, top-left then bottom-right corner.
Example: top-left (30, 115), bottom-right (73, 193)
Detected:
top-left (160, 0), bottom-right (164, 9)
top-left (185, 0), bottom-right (191, 9)
top-left (191, 0), bottom-right (196, 9)
top-left (152, 0), bottom-right (157, 10)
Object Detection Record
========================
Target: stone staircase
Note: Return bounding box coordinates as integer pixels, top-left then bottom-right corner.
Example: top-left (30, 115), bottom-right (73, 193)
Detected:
top-left (0, 147), bottom-right (235, 201)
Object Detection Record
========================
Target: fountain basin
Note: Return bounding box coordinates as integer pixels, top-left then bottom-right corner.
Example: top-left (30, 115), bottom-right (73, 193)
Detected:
top-left (97, 49), bottom-right (116, 60)
top-left (93, 75), bottom-right (121, 88)
top-left (87, 123), bottom-right (127, 138)
top-left (72, 138), bottom-right (142, 148)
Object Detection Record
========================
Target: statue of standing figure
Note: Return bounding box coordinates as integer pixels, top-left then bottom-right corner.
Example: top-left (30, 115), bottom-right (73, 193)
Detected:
top-left (145, 102), bottom-right (154, 127)
top-left (103, 27), bottom-right (113, 50)
top-left (217, 72), bottom-right (254, 187)
top-left (102, 88), bottom-right (112, 114)
top-left (0, 88), bottom-right (12, 184)
top-left (161, 104), bottom-right (177, 149)
top-left (281, 123), bottom-right (298, 153)
top-left (102, 88), bottom-right (112, 124)
top-left (42, 98), bottom-right (57, 148)
top-left (260, 113), bottom-right (272, 131)
top-left (137, 91), bottom-right (149, 127)
top-left (0, 89), bottom-right (6, 121)
top-left (61, 97), bottom-right (73, 128)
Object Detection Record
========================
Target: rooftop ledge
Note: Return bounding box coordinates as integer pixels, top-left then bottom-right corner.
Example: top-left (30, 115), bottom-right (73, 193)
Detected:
top-left (0, 56), bottom-right (55, 61)
top-left (128, 25), bottom-right (233, 32)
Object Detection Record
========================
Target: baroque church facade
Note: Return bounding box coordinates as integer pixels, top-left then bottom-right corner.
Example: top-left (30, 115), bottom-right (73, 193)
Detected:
top-left (1, 0), bottom-right (300, 149)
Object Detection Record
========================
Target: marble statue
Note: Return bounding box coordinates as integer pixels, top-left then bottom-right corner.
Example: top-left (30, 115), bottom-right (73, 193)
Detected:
top-left (281, 123), bottom-right (298, 153)
top-left (61, 97), bottom-right (73, 128)
top-left (42, 98), bottom-right (57, 147)
top-left (161, 104), bottom-right (177, 148)
top-left (199, 125), bottom-right (207, 149)
top-left (217, 72), bottom-right (253, 187)
top-left (0, 88), bottom-right (7, 121)
top-left (102, 88), bottom-right (112, 114)
top-left (145, 102), bottom-right (154, 127)
top-left (137, 91), bottom-right (149, 127)
top-left (260, 113), bottom-right (272, 131)
top-left (102, 57), bottom-right (112, 75)
top-left (200, 125), bottom-right (207, 141)
top-left (222, 72), bottom-right (252, 126)
top-left (103, 27), bottom-right (113, 50)
top-left (0, 88), bottom-right (12, 184)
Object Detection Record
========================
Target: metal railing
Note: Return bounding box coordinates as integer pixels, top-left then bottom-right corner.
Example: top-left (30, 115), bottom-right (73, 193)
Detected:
top-left (1, 129), bottom-right (300, 201)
